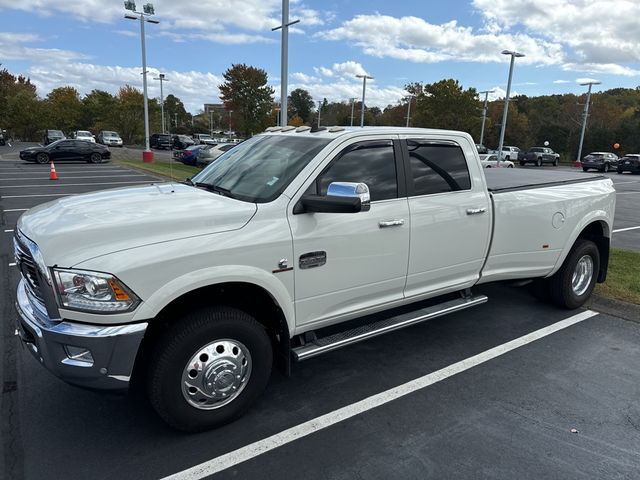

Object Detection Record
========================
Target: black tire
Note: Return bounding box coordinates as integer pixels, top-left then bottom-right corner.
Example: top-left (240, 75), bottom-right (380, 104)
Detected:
top-left (536, 158), bottom-right (542, 167)
top-left (507, 164), bottom-right (514, 168)
top-left (147, 306), bottom-right (272, 432)
top-left (583, 167), bottom-right (589, 172)
top-left (548, 239), bottom-right (599, 309)
top-left (553, 159), bottom-right (558, 166)
top-left (520, 161), bottom-right (525, 166)
top-left (603, 163), bottom-right (610, 173)
top-left (36, 152), bottom-right (49, 164)
top-left (89, 152), bottom-right (102, 164)
top-left (617, 169), bottom-right (623, 174)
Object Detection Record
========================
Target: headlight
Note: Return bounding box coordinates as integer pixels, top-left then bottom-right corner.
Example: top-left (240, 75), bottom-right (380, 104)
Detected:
top-left (53, 269), bottom-right (140, 313)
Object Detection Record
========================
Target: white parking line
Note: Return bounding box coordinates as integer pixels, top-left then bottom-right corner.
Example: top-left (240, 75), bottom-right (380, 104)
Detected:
top-left (162, 310), bottom-right (599, 480)
top-left (613, 226), bottom-right (640, 233)
top-left (1, 193), bottom-right (77, 198)
top-left (4, 229), bottom-right (14, 233)
top-left (3, 208), bottom-right (28, 212)
top-left (0, 181), bottom-right (154, 188)
top-left (616, 192), bottom-right (640, 195)
top-left (8, 262), bottom-right (16, 267)
top-left (0, 174), bottom-right (148, 181)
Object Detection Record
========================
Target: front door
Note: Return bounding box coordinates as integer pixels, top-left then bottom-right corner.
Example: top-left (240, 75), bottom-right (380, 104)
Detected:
top-left (289, 138), bottom-right (410, 328)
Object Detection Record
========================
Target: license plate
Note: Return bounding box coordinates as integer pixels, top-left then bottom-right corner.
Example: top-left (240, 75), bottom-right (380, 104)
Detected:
top-left (625, 161), bottom-right (631, 164)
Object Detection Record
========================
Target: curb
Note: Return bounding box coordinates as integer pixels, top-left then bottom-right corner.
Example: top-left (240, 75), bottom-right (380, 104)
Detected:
top-left (586, 294), bottom-right (640, 323)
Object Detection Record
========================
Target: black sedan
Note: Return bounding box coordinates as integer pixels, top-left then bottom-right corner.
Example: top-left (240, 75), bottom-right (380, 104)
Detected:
top-left (172, 134), bottom-right (195, 150)
top-left (20, 140), bottom-right (111, 164)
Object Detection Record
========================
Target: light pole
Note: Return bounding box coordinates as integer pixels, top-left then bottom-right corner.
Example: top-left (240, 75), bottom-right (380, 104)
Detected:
top-left (349, 97), bottom-right (356, 127)
top-left (124, 1), bottom-right (159, 163)
top-left (405, 94), bottom-right (415, 128)
top-left (478, 89), bottom-right (494, 147)
top-left (209, 110), bottom-right (214, 137)
top-left (577, 80), bottom-right (601, 164)
top-left (272, 0), bottom-right (300, 128)
top-left (496, 50), bottom-right (524, 166)
top-left (228, 110), bottom-right (233, 139)
top-left (317, 100), bottom-right (322, 127)
top-left (356, 74), bottom-right (374, 127)
top-left (153, 73), bottom-right (168, 133)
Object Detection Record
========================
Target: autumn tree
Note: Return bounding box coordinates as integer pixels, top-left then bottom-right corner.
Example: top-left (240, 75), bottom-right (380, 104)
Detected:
top-left (219, 64), bottom-right (274, 136)
top-left (81, 89), bottom-right (117, 131)
top-left (288, 88), bottom-right (315, 123)
top-left (45, 86), bottom-right (83, 133)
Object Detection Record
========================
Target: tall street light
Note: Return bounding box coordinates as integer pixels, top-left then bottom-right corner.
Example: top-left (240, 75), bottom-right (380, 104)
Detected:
top-left (272, 0), bottom-right (300, 128)
top-left (228, 110), bottom-right (233, 139)
top-left (478, 89), bottom-right (494, 147)
top-left (577, 80), bottom-right (601, 164)
top-left (153, 73), bottom-right (168, 133)
top-left (349, 97), bottom-right (356, 127)
top-left (356, 74), bottom-right (374, 127)
top-left (405, 94), bottom-right (415, 128)
top-left (496, 50), bottom-right (524, 166)
top-left (124, 1), bottom-right (159, 163)
top-left (317, 100), bottom-right (322, 127)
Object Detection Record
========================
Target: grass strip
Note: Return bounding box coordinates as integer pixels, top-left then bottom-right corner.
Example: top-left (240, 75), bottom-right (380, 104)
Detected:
top-left (116, 159), bottom-right (200, 181)
top-left (595, 248), bottom-right (640, 305)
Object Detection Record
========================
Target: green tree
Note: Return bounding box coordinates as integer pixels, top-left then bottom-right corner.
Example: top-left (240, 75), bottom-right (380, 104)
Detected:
top-left (0, 69), bottom-right (37, 131)
top-left (81, 89), bottom-right (117, 132)
top-left (45, 86), bottom-right (83, 133)
top-left (219, 64), bottom-right (274, 137)
top-left (288, 88), bottom-right (315, 123)
top-left (112, 85), bottom-right (144, 144)
top-left (163, 94), bottom-right (189, 132)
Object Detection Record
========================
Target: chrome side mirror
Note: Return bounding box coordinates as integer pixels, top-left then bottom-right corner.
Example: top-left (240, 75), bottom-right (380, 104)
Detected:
top-left (327, 182), bottom-right (371, 212)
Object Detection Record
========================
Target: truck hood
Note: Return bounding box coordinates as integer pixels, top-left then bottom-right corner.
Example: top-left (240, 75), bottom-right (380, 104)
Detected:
top-left (17, 183), bottom-right (257, 267)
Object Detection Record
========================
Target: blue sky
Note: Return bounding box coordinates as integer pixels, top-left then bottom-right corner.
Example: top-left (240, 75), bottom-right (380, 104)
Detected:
top-left (1, 0), bottom-right (639, 113)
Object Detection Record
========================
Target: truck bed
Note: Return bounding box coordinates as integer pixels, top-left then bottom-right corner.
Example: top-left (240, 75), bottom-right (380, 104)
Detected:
top-left (484, 168), bottom-right (606, 193)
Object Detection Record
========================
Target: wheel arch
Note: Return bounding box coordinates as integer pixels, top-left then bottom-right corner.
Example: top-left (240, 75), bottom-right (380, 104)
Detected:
top-left (550, 218), bottom-right (611, 282)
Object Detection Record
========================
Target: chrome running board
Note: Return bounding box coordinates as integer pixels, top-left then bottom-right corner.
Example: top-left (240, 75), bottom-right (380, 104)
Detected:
top-left (292, 294), bottom-right (488, 361)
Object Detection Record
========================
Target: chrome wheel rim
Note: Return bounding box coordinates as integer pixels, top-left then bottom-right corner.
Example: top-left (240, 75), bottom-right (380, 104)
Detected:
top-left (571, 255), bottom-right (594, 296)
top-left (181, 339), bottom-right (252, 410)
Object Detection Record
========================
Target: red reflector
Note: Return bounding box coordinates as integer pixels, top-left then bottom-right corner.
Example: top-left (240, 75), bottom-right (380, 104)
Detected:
top-left (543, 244), bottom-right (549, 249)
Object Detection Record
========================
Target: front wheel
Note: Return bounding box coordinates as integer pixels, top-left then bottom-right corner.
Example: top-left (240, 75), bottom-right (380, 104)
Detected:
top-left (147, 306), bottom-right (273, 432)
top-left (536, 158), bottom-right (542, 167)
top-left (507, 164), bottom-right (514, 168)
top-left (602, 163), bottom-right (610, 173)
top-left (549, 239), bottom-right (599, 309)
top-left (36, 152), bottom-right (49, 164)
top-left (553, 159), bottom-right (558, 166)
top-left (583, 167), bottom-right (589, 172)
top-left (89, 152), bottom-right (102, 163)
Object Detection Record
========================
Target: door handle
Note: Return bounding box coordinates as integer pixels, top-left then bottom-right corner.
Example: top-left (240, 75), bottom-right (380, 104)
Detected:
top-left (466, 208), bottom-right (487, 215)
top-left (379, 219), bottom-right (405, 228)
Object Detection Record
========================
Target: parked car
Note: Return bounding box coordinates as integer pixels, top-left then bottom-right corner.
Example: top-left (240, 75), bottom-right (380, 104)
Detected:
top-left (176, 145), bottom-right (208, 166)
top-left (13, 127), bottom-right (615, 432)
top-left (518, 147), bottom-right (560, 167)
top-left (150, 133), bottom-right (172, 149)
top-left (499, 145), bottom-right (521, 161)
top-left (196, 143), bottom-right (236, 167)
top-left (43, 129), bottom-right (66, 145)
top-left (476, 144), bottom-right (488, 155)
top-left (617, 154), bottom-right (640, 174)
top-left (479, 154), bottom-right (514, 168)
top-left (97, 131), bottom-right (123, 147)
top-left (173, 134), bottom-right (195, 150)
top-left (192, 133), bottom-right (216, 145)
top-left (20, 139), bottom-right (110, 163)
top-left (70, 130), bottom-right (96, 143)
top-left (582, 152), bottom-right (619, 172)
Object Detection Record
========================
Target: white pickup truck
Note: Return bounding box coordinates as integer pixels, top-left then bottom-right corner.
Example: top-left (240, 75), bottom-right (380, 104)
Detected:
top-left (14, 126), bottom-right (616, 431)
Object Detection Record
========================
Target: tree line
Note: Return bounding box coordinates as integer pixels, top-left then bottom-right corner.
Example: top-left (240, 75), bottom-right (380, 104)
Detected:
top-left (2, 65), bottom-right (639, 159)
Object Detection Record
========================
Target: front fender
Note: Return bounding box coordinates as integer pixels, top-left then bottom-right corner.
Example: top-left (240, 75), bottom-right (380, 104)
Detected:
top-left (131, 265), bottom-right (295, 334)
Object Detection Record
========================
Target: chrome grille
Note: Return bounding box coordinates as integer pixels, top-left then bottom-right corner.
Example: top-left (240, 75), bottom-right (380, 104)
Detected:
top-left (13, 235), bottom-right (46, 305)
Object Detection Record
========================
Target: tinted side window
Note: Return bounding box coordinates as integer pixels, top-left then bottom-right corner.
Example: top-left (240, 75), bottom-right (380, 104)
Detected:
top-left (407, 141), bottom-right (471, 196)
top-left (318, 140), bottom-right (397, 201)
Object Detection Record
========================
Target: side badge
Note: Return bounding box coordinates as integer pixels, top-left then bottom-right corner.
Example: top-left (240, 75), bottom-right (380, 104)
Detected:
top-left (272, 258), bottom-right (293, 274)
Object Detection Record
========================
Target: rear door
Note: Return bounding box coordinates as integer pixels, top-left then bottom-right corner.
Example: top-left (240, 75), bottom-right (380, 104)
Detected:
top-left (289, 137), bottom-right (410, 327)
top-left (400, 136), bottom-right (492, 299)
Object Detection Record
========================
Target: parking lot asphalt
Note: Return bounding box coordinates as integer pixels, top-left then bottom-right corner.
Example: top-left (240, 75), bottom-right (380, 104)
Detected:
top-left (1, 145), bottom-right (640, 480)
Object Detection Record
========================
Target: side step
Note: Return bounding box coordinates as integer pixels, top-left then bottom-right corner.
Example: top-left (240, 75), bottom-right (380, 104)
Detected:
top-left (292, 294), bottom-right (488, 361)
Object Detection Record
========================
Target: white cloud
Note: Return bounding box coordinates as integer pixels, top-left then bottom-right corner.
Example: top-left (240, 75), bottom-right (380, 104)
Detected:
top-left (575, 77), bottom-right (600, 85)
top-left (486, 86), bottom-right (520, 101)
top-left (0, 0), bottom-right (326, 44)
top-left (319, 14), bottom-right (565, 66)
top-left (473, 0), bottom-right (640, 75)
top-left (553, 80), bottom-right (571, 84)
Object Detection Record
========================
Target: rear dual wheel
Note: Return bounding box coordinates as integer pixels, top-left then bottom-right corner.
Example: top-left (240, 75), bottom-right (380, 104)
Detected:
top-left (548, 239), bottom-right (599, 309)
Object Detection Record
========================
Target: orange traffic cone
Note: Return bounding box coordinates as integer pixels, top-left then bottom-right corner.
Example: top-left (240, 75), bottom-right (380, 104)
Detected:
top-left (50, 161), bottom-right (58, 180)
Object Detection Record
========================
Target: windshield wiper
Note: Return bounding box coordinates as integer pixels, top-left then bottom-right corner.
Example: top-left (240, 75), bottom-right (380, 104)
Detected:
top-left (195, 182), bottom-right (235, 198)
top-left (182, 178), bottom-right (195, 186)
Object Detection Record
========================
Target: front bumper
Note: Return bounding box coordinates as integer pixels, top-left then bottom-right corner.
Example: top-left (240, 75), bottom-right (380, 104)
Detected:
top-left (618, 162), bottom-right (640, 173)
top-left (15, 280), bottom-right (147, 390)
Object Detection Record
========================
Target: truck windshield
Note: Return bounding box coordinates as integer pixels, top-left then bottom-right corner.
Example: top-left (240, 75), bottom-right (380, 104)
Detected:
top-left (191, 135), bottom-right (330, 203)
